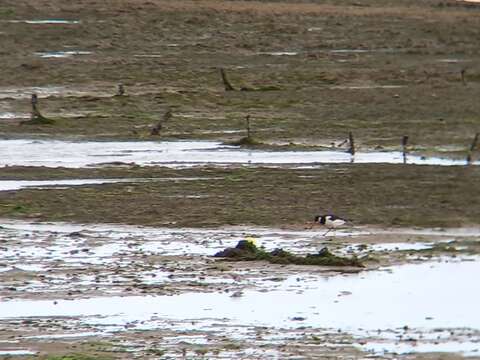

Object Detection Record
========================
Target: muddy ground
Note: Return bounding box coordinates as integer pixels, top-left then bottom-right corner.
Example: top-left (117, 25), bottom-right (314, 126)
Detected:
top-left (1, 0), bottom-right (480, 359)
top-left (0, 0), bottom-right (480, 153)
top-left (0, 164), bottom-right (479, 228)
top-left (1, 220), bottom-right (479, 359)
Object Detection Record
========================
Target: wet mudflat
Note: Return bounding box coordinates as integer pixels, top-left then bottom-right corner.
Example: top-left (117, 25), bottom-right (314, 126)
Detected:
top-left (0, 165), bottom-right (479, 228)
top-left (0, 0), bottom-right (479, 152)
top-left (1, 219), bottom-right (479, 301)
top-left (1, 167), bottom-right (477, 360)
top-left (0, 220), bottom-right (479, 358)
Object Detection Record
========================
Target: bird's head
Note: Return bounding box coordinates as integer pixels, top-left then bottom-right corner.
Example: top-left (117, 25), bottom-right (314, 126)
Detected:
top-left (314, 215), bottom-right (326, 224)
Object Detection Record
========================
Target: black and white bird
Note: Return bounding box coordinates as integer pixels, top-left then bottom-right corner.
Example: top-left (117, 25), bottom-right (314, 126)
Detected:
top-left (313, 214), bottom-right (348, 236)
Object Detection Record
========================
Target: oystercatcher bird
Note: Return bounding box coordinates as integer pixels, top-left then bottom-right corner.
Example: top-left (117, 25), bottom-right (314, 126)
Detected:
top-left (314, 214), bottom-right (348, 236)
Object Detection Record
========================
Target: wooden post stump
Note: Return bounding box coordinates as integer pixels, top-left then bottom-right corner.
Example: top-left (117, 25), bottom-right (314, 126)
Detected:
top-left (220, 68), bottom-right (235, 91)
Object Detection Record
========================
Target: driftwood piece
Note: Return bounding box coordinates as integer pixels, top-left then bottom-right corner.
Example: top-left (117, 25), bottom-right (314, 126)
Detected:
top-left (402, 135), bottom-right (409, 164)
top-left (245, 114), bottom-right (251, 138)
top-left (461, 69), bottom-right (466, 85)
top-left (466, 132), bottom-right (479, 165)
top-left (348, 132), bottom-right (355, 156)
top-left (220, 68), bottom-right (235, 91)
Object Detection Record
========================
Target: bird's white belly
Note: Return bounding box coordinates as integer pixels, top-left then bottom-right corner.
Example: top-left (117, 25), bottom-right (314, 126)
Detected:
top-left (326, 219), bottom-right (346, 228)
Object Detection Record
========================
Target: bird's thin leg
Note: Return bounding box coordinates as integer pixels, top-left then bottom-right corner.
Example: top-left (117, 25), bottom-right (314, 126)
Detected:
top-left (323, 228), bottom-right (332, 236)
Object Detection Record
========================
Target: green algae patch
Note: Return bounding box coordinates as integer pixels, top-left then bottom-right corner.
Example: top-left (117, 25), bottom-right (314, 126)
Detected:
top-left (226, 136), bottom-right (261, 147)
top-left (214, 240), bottom-right (363, 267)
top-left (20, 114), bottom-right (55, 125)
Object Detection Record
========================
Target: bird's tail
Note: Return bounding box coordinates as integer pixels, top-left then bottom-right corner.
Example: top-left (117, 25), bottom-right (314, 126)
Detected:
top-left (344, 218), bottom-right (354, 226)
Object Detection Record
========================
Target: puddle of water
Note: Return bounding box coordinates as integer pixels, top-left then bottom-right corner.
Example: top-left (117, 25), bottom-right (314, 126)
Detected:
top-left (259, 51), bottom-right (298, 56)
top-left (7, 19), bottom-right (80, 24)
top-left (13, 264), bottom-right (46, 272)
top-left (0, 350), bottom-right (37, 355)
top-left (437, 58), bottom-right (470, 63)
top-left (343, 242), bottom-right (435, 255)
top-left (342, 239), bottom-right (459, 257)
top-left (331, 85), bottom-right (405, 90)
top-left (0, 110), bottom-right (100, 120)
top-left (26, 332), bottom-right (100, 340)
top-left (0, 112), bottom-right (30, 120)
top-left (369, 241), bottom-right (446, 252)
top-left (370, 227), bottom-right (480, 237)
top-left (0, 86), bottom-right (80, 100)
top-left (373, 242), bottom-right (436, 252)
top-left (330, 49), bottom-right (370, 54)
top-left (0, 179), bottom-right (135, 191)
top-left (0, 140), bottom-right (475, 168)
top-left (0, 84), bottom-right (147, 100)
top-left (133, 54), bottom-right (163, 58)
top-left (0, 178), bottom-right (203, 192)
top-left (1, 260), bottom-right (479, 338)
top-left (360, 340), bottom-right (480, 357)
top-left (35, 51), bottom-right (92, 58)
top-left (0, 177), bottom-right (220, 195)
top-left (329, 48), bottom-right (398, 54)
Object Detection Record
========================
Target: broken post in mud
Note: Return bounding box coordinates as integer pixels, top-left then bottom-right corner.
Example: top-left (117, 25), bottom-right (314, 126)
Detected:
top-left (31, 93), bottom-right (41, 119)
top-left (117, 84), bottom-right (125, 96)
top-left (466, 132), bottom-right (479, 165)
top-left (22, 93), bottom-right (54, 125)
top-left (151, 108), bottom-right (172, 136)
top-left (220, 68), bottom-right (235, 91)
top-left (246, 115), bottom-right (251, 139)
top-left (461, 69), bottom-right (467, 85)
top-left (402, 135), bottom-right (409, 164)
top-left (348, 132), bottom-right (355, 156)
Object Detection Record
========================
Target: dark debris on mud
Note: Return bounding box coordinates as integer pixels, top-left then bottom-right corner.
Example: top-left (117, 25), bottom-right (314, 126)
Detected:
top-left (214, 240), bottom-right (364, 267)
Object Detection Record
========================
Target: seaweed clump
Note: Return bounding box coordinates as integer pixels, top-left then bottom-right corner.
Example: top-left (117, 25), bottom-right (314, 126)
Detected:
top-left (214, 240), bottom-right (363, 267)
top-left (227, 136), bottom-right (260, 147)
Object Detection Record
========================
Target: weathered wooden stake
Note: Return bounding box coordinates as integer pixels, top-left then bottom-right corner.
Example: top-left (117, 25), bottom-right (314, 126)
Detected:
top-left (466, 132), bottom-right (479, 165)
top-left (21, 93), bottom-right (54, 125)
top-left (461, 69), bottom-right (466, 85)
top-left (31, 93), bottom-right (40, 119)
top-left (117, 84), bottom-right (125, 96)
top-left (348, 132), bottom-right (355, 156)
top-left (150, 124), bottom-right (161, 135)
top-left (220, 68), bottom-right (235, 91)
top-left (402, 135), bottom-right (409, 164)
top-left (246, 115), bottom-right (251, 138)
top-left (151, 108), bottom-right (172, 136)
